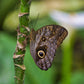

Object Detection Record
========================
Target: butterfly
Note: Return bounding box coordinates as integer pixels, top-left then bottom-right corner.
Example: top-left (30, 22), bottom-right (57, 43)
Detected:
top-left (30, 25), bottom-right (68, 70)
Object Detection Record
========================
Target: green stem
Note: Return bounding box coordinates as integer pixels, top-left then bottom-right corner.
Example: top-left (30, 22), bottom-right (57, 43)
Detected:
top-left (61, 26), bottom-right (75, 84)
top-left (62, 41), bottom-right (72, 84)
top-left (13, 0), bottom-right (31, 84)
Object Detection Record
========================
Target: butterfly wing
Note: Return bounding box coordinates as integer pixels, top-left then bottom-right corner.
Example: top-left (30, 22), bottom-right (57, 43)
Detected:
top-left (30, 25), bottom-right (68, 70)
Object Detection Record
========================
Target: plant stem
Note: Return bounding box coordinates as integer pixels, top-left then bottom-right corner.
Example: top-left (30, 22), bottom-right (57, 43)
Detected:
top-left (61, 25), bottom-right (75, 84)
top-left (13, 0), bottom-right (31, 84)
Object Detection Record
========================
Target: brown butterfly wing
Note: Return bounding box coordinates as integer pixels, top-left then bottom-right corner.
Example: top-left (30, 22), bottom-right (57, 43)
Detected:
top-left (30, 25), bottom-right (68, 70)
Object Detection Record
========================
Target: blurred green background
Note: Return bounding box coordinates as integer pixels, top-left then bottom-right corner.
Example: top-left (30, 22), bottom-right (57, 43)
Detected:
top-left (0, 0), bottom-right (84, 84)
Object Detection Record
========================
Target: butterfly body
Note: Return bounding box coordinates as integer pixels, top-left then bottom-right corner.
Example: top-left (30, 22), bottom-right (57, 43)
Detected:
top-left (30, 25), bottom-right (68, 70)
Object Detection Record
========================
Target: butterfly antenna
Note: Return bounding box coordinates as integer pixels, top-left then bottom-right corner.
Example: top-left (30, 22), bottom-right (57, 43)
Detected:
top-left (33, 14), bottom-right (39, 29)
top-left (28, 17), bottom-right (34, 29)
top-left (28, 14), bottom-right (39, 30)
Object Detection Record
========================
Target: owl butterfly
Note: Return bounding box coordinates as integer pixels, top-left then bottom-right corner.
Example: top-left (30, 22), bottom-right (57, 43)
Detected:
top-left (30, 25), bottom-right (68, 70)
